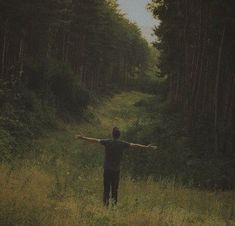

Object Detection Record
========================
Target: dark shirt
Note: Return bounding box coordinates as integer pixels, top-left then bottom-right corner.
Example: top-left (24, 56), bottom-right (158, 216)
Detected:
top-left (100, 139), bottom-right (130, 171)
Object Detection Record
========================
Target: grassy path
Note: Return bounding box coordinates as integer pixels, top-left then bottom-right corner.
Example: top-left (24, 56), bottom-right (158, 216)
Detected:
top-left (0, 91), bottom-right (234, 226)
top-left (70, 91), bottom-right (151, 135)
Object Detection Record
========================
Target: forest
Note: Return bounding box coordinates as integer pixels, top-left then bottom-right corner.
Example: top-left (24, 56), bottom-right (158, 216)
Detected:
top-left (0, 0), bottom-right (150, 153)
top-left (0, 0), bottom-right (234, 225)
top-left (146, 0), bottom-right (235, 188)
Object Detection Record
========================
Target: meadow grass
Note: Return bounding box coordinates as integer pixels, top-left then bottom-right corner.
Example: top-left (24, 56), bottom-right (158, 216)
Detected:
top-left (0, 91), bottom-right (234, 226)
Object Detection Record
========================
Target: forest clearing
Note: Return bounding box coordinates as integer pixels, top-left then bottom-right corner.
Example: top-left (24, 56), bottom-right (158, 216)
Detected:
top-left (0, 0), bottom-right (234, 225)
top-left (1, 92), bottom-right (234, 226)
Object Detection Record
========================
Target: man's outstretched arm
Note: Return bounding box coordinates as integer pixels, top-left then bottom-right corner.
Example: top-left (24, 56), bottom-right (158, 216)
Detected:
top-left (75, 134), bottom-right (101, 144)
top-left (129, 143), bottom-right (158, 151)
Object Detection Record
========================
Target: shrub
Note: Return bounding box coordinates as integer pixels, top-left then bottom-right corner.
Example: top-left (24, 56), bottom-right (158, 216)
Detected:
top-left (24, 58), bottom-right (90, 115)
top-left (48, 62), bottom-right (90, 114)
top-left (0, 58), bottom-right (90, 157)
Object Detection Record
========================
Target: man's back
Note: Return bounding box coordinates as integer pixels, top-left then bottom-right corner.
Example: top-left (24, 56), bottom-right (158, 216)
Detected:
top-left (100, 139), bottom-right (130, 171)
top-left (75, 127), bottom-right (157, 206)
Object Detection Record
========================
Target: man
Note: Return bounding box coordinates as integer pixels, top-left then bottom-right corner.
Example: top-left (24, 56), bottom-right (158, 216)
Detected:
top-left (75, 127), bottom-right (157, 207)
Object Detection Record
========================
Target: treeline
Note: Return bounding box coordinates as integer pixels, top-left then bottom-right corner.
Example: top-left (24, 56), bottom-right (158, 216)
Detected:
top-left (0, 0), bottom-right (150, 155)
top-left (146, 0), bottom-right (235, 188)
top-left (0, 0), bottom-right (149, 90)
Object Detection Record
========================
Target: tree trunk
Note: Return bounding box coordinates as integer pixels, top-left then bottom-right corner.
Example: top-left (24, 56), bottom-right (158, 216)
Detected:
top-left (214, 24), bottom-right (226, 153)
top-left (19, 35), bottom-right (24, 79)
top-left (1, 21), bottom-right (8, 76)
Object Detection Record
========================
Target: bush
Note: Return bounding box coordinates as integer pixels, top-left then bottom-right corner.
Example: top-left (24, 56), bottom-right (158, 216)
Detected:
top-left (0, 58), bottom-right (90, 157)
top-left (24, 58), bottom-right (90, 115)
top-left (48, 62), bottom-right (90, 114)
top-left (123, 115), bottom-right (190, 180)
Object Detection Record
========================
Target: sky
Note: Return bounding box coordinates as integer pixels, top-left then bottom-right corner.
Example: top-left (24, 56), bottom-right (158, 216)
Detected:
top-left (117, 0), bottom-right (159, 43)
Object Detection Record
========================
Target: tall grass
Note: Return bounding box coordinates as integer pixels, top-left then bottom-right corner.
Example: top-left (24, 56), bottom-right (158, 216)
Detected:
top-left (1, 91), bottom-right (234, 226)
top-left (0, 164), bottom-right (234, 226)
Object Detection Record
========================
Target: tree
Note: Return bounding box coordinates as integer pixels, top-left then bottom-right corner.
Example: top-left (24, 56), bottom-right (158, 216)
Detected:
top-left (149, 0), bottom-right (235, 187)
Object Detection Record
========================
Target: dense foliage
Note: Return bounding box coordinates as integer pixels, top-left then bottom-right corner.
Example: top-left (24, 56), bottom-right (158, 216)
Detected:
top-left (0, 0), bottom-right (150, 156)
top-left (142, 0), bottom-right (235, 188)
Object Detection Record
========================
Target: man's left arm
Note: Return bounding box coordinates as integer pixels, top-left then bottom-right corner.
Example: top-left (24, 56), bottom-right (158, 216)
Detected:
top-left (129, 143), bottom-right (158, 151)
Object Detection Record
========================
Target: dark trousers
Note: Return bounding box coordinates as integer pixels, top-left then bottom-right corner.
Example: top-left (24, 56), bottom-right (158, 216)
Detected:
top-left (103, 169), bottom-right (120, 206)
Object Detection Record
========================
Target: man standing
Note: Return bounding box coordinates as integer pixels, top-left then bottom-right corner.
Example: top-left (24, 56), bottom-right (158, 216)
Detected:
top-left (75, 127), bottom-right (157, 206)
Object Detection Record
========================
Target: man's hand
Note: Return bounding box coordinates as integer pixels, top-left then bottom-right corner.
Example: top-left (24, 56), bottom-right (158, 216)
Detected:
top-left (147, 144), bottom-right (158, 150)
top-left (75, 134), bottom-right (82, 139)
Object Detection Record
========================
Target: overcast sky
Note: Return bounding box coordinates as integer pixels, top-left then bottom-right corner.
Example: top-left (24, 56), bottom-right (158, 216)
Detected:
top-left (117, 0), bottom-right (159, 43)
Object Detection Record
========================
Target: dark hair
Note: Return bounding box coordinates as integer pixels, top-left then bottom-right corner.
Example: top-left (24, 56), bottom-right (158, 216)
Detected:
top-left (112, 127), bottom-right (120, 139)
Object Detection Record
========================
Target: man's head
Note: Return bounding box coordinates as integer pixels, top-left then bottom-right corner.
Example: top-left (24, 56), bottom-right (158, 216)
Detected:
top-left (112, 127), bottom-right (121, 139)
